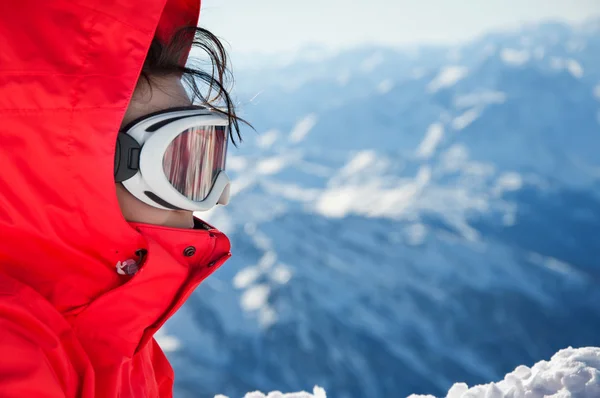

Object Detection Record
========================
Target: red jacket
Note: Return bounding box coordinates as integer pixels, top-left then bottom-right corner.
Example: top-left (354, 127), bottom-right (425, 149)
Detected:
top-left (0, 1), bottom-right (231, 396)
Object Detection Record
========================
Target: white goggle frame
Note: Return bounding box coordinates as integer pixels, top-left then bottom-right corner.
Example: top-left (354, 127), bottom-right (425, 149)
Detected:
top-left (120, 108), bottom-right (231, 212)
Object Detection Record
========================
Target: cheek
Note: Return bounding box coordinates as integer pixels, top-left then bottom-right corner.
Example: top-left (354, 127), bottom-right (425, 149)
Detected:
top-left (115, 184), bottom-right (133, 211)
top-left (115, 184), bottom-right (157, 222)
top-left (116, 184), bottom-right (194, 228)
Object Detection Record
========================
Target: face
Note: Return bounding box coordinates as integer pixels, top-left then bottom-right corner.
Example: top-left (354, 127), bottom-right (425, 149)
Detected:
top-left (116, 75), bottom-right (195, 229)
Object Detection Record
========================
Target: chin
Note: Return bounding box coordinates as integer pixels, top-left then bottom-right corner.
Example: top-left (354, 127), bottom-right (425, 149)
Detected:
top-left (167, 211), bottom-right (195, 229)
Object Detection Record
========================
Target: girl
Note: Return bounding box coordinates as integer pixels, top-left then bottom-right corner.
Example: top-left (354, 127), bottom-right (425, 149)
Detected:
top-left (0, 0), bottom-right (241, 396)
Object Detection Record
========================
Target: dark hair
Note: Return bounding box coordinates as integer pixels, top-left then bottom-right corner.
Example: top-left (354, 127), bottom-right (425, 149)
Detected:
top-left (141, 26), bottom-right (247, 145)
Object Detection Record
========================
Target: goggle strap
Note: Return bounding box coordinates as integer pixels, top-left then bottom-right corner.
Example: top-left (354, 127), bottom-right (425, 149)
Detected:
top-left (115, 132), bottom-right (142, 183)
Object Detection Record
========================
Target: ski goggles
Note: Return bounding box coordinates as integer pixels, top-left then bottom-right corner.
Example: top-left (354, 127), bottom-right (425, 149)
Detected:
top-left (115, 106), bottom-right (231, 212)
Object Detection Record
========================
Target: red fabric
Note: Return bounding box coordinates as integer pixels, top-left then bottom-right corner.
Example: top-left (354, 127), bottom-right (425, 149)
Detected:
top-left (0, 1), bottom-right (231, 397)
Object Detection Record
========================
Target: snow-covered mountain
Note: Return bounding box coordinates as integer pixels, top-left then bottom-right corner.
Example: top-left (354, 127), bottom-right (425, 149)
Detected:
top-left (165, 20), bottom-right (600, 398)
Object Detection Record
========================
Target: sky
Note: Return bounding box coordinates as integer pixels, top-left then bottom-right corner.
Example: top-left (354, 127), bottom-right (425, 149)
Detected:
top-left (199, 0), bottom-right (600, 54)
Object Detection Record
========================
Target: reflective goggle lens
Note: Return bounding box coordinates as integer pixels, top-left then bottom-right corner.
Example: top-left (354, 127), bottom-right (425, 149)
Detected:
top-left (162, 125), bottom-right (228, 201)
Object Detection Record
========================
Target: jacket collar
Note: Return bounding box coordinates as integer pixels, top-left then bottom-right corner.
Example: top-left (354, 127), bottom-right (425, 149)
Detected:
top-left (71, 217), bottom-right (231, 364)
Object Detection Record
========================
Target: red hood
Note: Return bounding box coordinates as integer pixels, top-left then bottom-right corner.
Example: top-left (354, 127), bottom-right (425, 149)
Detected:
top-left (0, 0), bottom-right (230, 357)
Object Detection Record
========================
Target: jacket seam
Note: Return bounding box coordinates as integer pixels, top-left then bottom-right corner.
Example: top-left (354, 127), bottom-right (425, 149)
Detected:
top-left (67, 14), bottom-right (102, 226)
top-left (0, 72), bottom-right (127, 76)
top-left (65, 0), bottom-right (153, 36)
top-left (0, 107), bottom-right (125, 113)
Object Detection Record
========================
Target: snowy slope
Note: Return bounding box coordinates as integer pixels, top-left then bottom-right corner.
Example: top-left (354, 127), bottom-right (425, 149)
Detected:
top-left (409, 347), bottom-right (600, 398)
top-left (164, 19), bottom-right (600, 398)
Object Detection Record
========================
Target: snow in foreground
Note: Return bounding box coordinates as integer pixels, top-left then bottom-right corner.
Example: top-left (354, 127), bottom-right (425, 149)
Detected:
top-left (215, 347), bottom-right (600, 398)
top-left (410, 347), bottom-right (600, 398)
top-left (215, 386), bottom-right (326, 398)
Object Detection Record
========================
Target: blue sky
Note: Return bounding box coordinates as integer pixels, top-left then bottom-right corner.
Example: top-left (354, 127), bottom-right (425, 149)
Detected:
top-left (200, 0), bottom-right (600, 53)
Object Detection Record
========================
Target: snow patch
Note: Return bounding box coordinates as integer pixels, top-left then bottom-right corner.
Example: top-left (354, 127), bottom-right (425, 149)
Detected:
top-left (414, 166), bottom-right (431, 185)
top-left (409, 347), bottom-right (600, 398)
top-left (567, 59), bottom-right (584, 78)
top-left (256, 129), bottom-right (279, 149)
top-left (251, 229), bottom-right (273, 252)
top-left (416, 123), bottom-right (445, 159)
top-left (256, 156), bottom-right (288, 175)
top-left (500, 48), bottom-right (530, 66)
top-left (360, 52), bottom-right (384, 72)
top-left (227, 155), bottom-right (248, 172)
top-left (216, 386), bottom-right (327, 398)
top-left (315, 187), bottom-right (360, 218)
top-left (454, 91), bottom-right (507, 109)
top-left (427, 66), bottom-right (469, 93)
top-left (527, 253), bottom-right (583, 278)
top-left (493, 172), bottom-right (523, 196)
top-left (342, 151), bottom-right (376, 175)
top-left (240, 284), bottom-right (271, 312)
top-left (229, 174), bottom-right (257, 197)
top-left (440, 144), bottom-right (469, 172)
top-left (452, 108), bottom-right (480, 130)
top-left (258, 251), bottom-right (277, 270)
top-left (258, 306), bottom-right (278, 328)
top-left (233, 266), bottom-right (261, 289)
top-left (262, 181), bottom-right (321, 202)
top-left (316, 166), bottom-right (431, 219)
top-left (377, 79), bottom-right (395, 94)
top-left (550, 57), bottom-right (584, 78)
top-left (271, 265), bottom-right (292, 285)
top-left (502, 210), bottom-right (517, 227)
top-left (289, 114), bottom-right (318, 143)
top-left (154, 328), bottom-right (181, 353)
